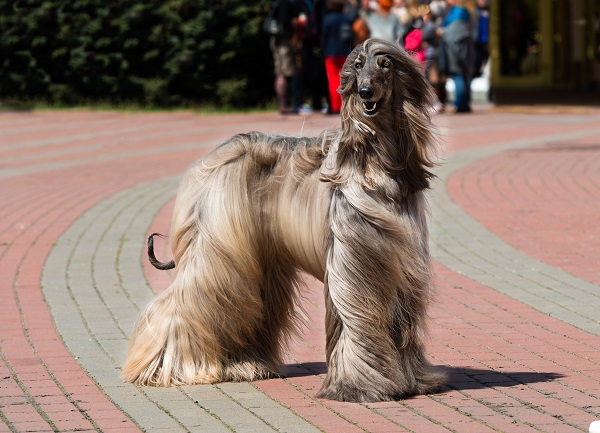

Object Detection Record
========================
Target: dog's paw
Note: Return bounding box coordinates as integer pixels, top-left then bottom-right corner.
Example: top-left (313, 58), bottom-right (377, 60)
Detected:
top-left (415, 368), bottom-right (448, 395)
top-left (316, 383), bottom-right (396, 403)
top-left (221, 361), bottom-right (280, 382)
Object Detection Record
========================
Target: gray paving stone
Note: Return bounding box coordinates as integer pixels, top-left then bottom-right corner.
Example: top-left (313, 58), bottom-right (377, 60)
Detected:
top-left (217, 382), bottom-right (321, 433)
top-left (182, 385), bottom-right (277, 432)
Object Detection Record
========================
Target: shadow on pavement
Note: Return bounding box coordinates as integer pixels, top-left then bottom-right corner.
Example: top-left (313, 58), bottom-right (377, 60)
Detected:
top-left (282, 362), bottom-right (328, 377)
top-left (437, 365), bottom-right (564, 393)
top-left (281, 363), bottom-right (563, 392)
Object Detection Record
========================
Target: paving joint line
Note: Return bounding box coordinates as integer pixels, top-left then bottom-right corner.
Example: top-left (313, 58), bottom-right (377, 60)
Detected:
top-left (178, 388), bottom-right (236, 433)
top-left (0, 348), bottom-right (60, 432)
top-left (10, 195), bottom-right (106, 433)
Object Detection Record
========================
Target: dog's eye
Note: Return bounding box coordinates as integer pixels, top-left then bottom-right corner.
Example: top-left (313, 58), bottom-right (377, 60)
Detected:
top-left (381, 59), bottom-right (392, 69)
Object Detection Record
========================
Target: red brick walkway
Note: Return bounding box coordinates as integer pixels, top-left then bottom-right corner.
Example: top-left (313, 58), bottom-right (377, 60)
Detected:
top-left (1, 106), bottom-right (599, 432)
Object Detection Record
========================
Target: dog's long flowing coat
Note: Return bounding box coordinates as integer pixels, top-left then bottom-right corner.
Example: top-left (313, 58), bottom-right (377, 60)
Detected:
top-left (123, 39), bottom-right (445, 402)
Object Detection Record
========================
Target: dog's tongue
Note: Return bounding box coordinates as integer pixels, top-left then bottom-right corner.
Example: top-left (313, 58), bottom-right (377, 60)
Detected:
top-left (364, 101), bottom-right (377, 112)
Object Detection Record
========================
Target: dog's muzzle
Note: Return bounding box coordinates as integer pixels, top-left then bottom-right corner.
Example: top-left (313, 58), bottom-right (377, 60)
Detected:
top-left (358, 85), bottom-right (379, 116)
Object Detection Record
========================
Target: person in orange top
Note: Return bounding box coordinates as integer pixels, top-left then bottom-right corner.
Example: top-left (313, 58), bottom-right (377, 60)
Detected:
top-left (366, 0), bottom-right (403, 43)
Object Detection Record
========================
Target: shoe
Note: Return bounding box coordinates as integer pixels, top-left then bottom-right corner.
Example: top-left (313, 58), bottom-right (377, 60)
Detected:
top-left (297, 104), bottom-right (313, 115)
top-left (454, 106), bottom-right (472, 113)
top-left (279, 107), bottom-right (297, 115)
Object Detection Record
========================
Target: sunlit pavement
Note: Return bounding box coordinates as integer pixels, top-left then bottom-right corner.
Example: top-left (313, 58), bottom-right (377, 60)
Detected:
top-left (1, 104), bottom-right (600, 432)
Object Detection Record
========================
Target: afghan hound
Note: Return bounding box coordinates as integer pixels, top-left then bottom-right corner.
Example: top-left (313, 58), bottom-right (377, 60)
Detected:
top-left (123, 38), bottom-right (445, 402)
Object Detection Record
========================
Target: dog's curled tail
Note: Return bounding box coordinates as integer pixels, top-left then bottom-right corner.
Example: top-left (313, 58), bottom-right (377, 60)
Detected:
top-left (148, 233), bottom-right (175, 270)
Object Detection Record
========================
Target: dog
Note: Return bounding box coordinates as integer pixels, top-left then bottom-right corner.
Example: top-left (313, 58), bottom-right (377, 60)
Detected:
top-left (123, 38), bottom-right (445, 402)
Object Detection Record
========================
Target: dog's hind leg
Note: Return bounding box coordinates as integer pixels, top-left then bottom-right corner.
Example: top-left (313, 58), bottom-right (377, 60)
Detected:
top-left (123, 157), bottom-right (299, 386)
top-left (221, 260), bottom-right (302, 381)
top-left (124, 235), bottom-right (288, 386)
top-left (122, 245), bottom-right (285, 385)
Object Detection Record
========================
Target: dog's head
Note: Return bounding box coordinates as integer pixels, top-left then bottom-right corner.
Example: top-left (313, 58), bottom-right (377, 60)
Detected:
top-left (339, 38), bottom-right (433, 121)
top-left (323, 38), bottom-right (436, 195)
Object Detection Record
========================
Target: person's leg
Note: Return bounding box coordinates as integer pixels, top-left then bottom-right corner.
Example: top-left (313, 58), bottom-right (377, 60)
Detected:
top-left (292, 71), bottom-right (303, 112)
top-left (452, 73), bottom-right (470, 112)
top-left (275, 75), bottom-right (287, 112)
top-left (273, 39), bottom-right (295, 114)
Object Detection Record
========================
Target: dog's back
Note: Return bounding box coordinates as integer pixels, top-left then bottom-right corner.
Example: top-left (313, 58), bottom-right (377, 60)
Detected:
top-left (170, 131), bottom-right (335, 282)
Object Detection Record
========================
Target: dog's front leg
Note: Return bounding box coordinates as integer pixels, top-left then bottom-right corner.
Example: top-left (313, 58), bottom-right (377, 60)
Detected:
top-left (317, 187), bottom-right (445, 402)
top-left (317, 188), bottom-right (405, 402)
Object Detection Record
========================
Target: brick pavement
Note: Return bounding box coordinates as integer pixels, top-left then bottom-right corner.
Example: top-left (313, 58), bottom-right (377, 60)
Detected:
top-left (1, 106), bottom-right (600, 432)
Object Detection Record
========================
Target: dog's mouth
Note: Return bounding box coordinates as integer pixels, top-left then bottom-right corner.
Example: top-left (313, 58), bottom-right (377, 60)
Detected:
top-left (362, 100), bottom-right (380, 116)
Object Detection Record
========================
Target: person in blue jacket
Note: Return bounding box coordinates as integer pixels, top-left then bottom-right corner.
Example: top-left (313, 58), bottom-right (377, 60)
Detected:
top-left (438, 0), bottom-right (474, 113)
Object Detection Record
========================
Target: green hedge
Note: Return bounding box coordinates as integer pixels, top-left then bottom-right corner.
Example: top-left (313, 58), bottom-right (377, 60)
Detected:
top-left (0, 0), bottom-right (274, 107)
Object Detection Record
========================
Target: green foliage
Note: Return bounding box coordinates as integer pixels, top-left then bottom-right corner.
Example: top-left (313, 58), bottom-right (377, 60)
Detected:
top-left (0, 0), bottom-right (274, 108)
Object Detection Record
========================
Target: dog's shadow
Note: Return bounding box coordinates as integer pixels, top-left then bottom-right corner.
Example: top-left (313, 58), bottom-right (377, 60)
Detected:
top-left (435, 365), bottom-right (564, 393)
top-left (282, 363), bottom-right (564, 394)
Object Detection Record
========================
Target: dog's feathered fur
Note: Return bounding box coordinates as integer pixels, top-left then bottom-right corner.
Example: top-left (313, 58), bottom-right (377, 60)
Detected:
top-left (123, 39), bottom-right (445, 402)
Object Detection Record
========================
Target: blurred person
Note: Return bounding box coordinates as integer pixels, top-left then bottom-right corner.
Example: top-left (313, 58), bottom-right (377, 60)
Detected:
top-left (429, 0), bottom-right (447, 25)
top-left (294, 0), bottom-right (329, 114)
top-left (351, 0), bottom-right (374, 46)
top-left (392, 0), bottom-right (412, 37)
top-left (393, 0), bottom-right (411, 24)
top-left (420, 0), bottom-right (447, 112)
top-left (438, 0), bottom-right (474, 113)
top-left (321, 0), bottom-right (354, 114)
top-left (366, 0), bottom-right (402, 43)
top-left (343, 0), bottom-right (361, 21)
top-left (267, 0), bottom-right (303, 114)
top-left (473, 0), bottom-right (489, 77)
top-left (401, 0), bottom-right (430, 65)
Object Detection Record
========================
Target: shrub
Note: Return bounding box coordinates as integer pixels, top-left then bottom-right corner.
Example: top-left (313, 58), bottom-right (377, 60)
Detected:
top-left (0, 0), bottom-right (274, 108)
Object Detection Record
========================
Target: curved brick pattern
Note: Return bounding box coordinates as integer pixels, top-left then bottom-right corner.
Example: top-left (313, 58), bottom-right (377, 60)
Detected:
top-left (430, 114), bottom-right (600, 335)
top-left (2, 107), bottom-right (600, 432)
top-left (447, 136), bottom-right (600, 286)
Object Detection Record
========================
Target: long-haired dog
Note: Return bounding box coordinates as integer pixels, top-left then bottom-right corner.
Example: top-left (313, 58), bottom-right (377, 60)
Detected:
top-left (123, 39), bottom-right (445, 402)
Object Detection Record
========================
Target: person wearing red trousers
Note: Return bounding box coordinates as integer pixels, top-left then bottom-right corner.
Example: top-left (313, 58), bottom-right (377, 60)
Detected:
top-left (320, 0), bottom-right (354, 114)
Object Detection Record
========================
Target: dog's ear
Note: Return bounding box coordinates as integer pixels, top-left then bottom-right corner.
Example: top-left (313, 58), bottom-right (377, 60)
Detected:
top-left (338, 44), bottom-right (362, 97)
top-left (392, 50), bottom-right (437, 193)
top-left (396, 57), bottom-right (435, 113)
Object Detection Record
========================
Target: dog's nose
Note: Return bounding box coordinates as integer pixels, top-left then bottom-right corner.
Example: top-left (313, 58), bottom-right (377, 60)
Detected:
top-left (358, 86), bottom-right (374, 100)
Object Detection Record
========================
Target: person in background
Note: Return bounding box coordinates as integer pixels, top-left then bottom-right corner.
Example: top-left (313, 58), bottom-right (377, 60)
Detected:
top-left (392, 0), bottom-right (412, 37)
top-left (321, 0), bottom-right (354, 114)
top-left (294, 0), bottom-right (329, 114)
top-left (401, 0), bottom-right (429, 66)
top-left (366, 0), bottom-right (402, 43)
top-left (351, 0), bottom-right (373, 46)
top-left (268, 0), bottom-right (302, 114)
top-left (438, 0), bottom-right (474, 113)
top-left (421, 0), bottom-right (448, 112)
top-left (473, 0), bottom-right (489, 77)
